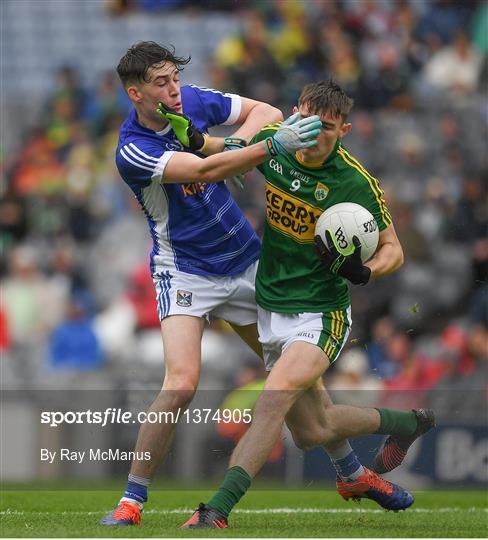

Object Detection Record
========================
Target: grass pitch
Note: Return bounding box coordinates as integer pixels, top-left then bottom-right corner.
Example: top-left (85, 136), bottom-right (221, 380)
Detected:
top-left (1, 487), bottom-right (486, 537)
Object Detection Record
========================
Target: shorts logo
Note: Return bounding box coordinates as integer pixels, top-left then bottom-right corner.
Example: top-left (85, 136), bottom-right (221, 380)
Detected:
top-left (314, 182), bottom-right (329, 201)
top-left (176, 290), bottom-right (193, 307)
top-left (328, 336), bottom-right (339, 348)
top-left (297, 331), bottom-right (315, 339)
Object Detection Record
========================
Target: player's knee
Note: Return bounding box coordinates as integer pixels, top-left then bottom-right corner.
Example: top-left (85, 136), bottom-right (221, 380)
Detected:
top-left (253, 390), bottom-right (292, 420)
top-left (161, 375), bottom-right (198, 408)
top-left (289, 426), bottom-right (331, 450)
top-left (264, 373), bottom-right (303, 393)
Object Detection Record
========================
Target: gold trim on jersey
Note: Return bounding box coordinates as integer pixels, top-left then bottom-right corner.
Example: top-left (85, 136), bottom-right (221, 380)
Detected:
top-left (294, 152), bottom-right (325, 168)
top-left (265, 181), bottom-right (323, 243)
top-left (260, 124), bottom-right (280, 132)
top-left (337, 147), bottom-right (392, 226)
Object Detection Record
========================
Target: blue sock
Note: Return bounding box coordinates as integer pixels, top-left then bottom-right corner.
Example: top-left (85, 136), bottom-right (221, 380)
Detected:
top-left (325, 441), bottom-right (364, 481)
top-left (122, 474), bottom-right (150, 505)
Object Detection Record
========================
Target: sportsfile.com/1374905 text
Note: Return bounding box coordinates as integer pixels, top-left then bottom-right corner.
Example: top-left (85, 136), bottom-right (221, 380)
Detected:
top-left (40, 408), bottom-right (252, 427)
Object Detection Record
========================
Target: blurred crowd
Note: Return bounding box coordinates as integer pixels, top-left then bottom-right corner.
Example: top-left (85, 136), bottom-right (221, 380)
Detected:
top-left (1, 1), bottom-right (486, 421)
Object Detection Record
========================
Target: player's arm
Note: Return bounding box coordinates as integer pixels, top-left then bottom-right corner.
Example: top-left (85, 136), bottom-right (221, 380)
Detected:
top-left (193, 99), bottom-right (282, 156)
top-left (365, 223), bottom-right (404, 279)
top-left (228, 97), bottom-right (283, 145)
top-left (163, 143), bottom-right (269, 183)
top-left (162, 113), bottom-right (322, 183)
top-left (157, 98), bottom-right (282, 157)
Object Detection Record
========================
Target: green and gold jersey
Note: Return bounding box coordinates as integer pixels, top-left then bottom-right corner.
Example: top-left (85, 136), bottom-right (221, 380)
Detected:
top-left (250, 125), bottom-right (392, 314)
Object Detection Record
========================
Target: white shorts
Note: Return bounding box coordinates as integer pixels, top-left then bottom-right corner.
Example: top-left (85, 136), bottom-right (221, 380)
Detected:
top-left (257, 306), bottom-right (352, 371)
top-left (152, 261), bottom-right (258, 326)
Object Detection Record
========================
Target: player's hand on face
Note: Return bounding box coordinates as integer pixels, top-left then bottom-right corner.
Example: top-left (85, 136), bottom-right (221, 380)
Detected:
top-left (266, 113), bottom-right (322, 156)
top-left (157, 102), bottom-right (207, 152)
top-left (315, 231), bottom-right (371, 285)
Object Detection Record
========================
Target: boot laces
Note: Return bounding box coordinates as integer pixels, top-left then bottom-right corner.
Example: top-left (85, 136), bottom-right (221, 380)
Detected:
top-left (113, 501), bottom-right (139, 520)
top-left (367, 470), bottom-right (393, 495)
top-left (197, 503), bottom-right (210, 524)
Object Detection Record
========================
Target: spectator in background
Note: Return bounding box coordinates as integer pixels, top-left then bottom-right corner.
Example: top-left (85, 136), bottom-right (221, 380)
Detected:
top-left (329, 347), bottom-right (384, 407)
top-left (426, 321), bottom-right (487, 422)
top-left (216, 360), bottom-right (284, 463)
top-left (415, 0), bottom-right (471, 49)
top-left (393, 203), bottom-right (431, 263)
top-left (446, 174), bottom-right (488, 288)
top-left (422, 30), bottom-right (483, 97)
top-left (0, 192), bottom-right (28, 255)
top-left (44, 66), bottom-right (86, 160)
top-left (10, 129), bottom-right (66, 196)
top-left (1, 246), bottom-right (52, 347)
top-left (357, 40), bottom-right (411, 109)
top-left (126, 264), bottom-right (160, 331)
top-left (0, 307), bottom-right (10, 352)
top-left (382, 329), bottom-right (444, 409)
top-left (84, 70), bottom-right (131, 137)
top-left (213, 11), bottom-right (285, 104)
top-left (366, 316), bottom-right (399, 379)
top-left (47, 292), bottom-right (103, 371)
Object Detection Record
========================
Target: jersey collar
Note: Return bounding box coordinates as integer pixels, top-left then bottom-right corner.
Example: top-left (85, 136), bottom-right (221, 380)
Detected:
top-left (294, 139), bottom-right (341, 169)
top-left (131, 109), bottom-right (172, 136)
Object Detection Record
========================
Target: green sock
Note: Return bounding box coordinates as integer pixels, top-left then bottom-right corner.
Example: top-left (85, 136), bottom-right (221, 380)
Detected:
top-left (207, 466), bottom-right (251, 518)
top-left (374, 408), bottom-right (417, 436)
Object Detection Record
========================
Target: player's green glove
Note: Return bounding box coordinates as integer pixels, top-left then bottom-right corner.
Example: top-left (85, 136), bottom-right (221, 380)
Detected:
top-left (223, 137), bottom-right (248, 189)
top-left (157, 102), bottom-right (208, 152)
top-left (315, 231), bottom-right (371, 285)
top-left (264, 113), bottom-right (322, 156)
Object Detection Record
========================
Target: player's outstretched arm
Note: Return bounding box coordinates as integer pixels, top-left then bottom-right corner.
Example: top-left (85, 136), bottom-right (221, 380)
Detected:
top-left (157, 99), bottom-right (282, 157)
top-left (162, 113), bottom-right (322, 184)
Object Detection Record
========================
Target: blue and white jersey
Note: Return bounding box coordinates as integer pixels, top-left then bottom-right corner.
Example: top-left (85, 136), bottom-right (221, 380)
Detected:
top-left (116, 85), bottom-right (261, 277)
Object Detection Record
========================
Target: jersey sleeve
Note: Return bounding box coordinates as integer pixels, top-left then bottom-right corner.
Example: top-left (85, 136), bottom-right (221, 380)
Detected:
top-left (190, 85), bottom-right (241, 127)
top-left (116, 140), bottom-right (175, 187)
top-left (353, 173), bottom-right (393, 231)
top-left (250, 124), bottom-right (280, 145)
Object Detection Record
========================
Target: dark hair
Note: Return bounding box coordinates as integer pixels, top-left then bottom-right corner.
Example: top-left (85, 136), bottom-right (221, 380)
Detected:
top-left (117, 41), bottom-right (191, 87)
top-left (298, 79), bottom-right (354, 120)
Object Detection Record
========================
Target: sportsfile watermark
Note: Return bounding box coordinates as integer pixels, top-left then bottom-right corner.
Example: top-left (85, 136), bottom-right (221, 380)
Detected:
top-left (40, 407), bottom-right (253, 427)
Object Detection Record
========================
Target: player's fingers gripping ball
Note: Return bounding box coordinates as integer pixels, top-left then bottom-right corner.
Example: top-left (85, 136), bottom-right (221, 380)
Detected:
top-left (157, 102), bottom-right (208, 152)
top-left (315, 230), bottom-right (371, 285)
top-left (315, 202), bottom-right (379, 261)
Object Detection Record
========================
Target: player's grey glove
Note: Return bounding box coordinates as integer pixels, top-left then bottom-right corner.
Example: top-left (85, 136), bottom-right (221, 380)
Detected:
top-left (223, 137), bottom-right (248, 189)
top-left (265, 113), bottom-right (322, 156)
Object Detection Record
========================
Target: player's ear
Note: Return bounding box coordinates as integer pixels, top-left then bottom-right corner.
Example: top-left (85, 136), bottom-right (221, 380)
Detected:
top-left (127, 85), bottom-right (143, 103)
top-left (340, 122), bottom-right (352, 138)
top-left (292, 105), bottom-right (299, 114)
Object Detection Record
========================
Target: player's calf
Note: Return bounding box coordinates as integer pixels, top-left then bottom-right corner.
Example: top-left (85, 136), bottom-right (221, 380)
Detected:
top-left (372, 409), bottom-right (436, 474)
